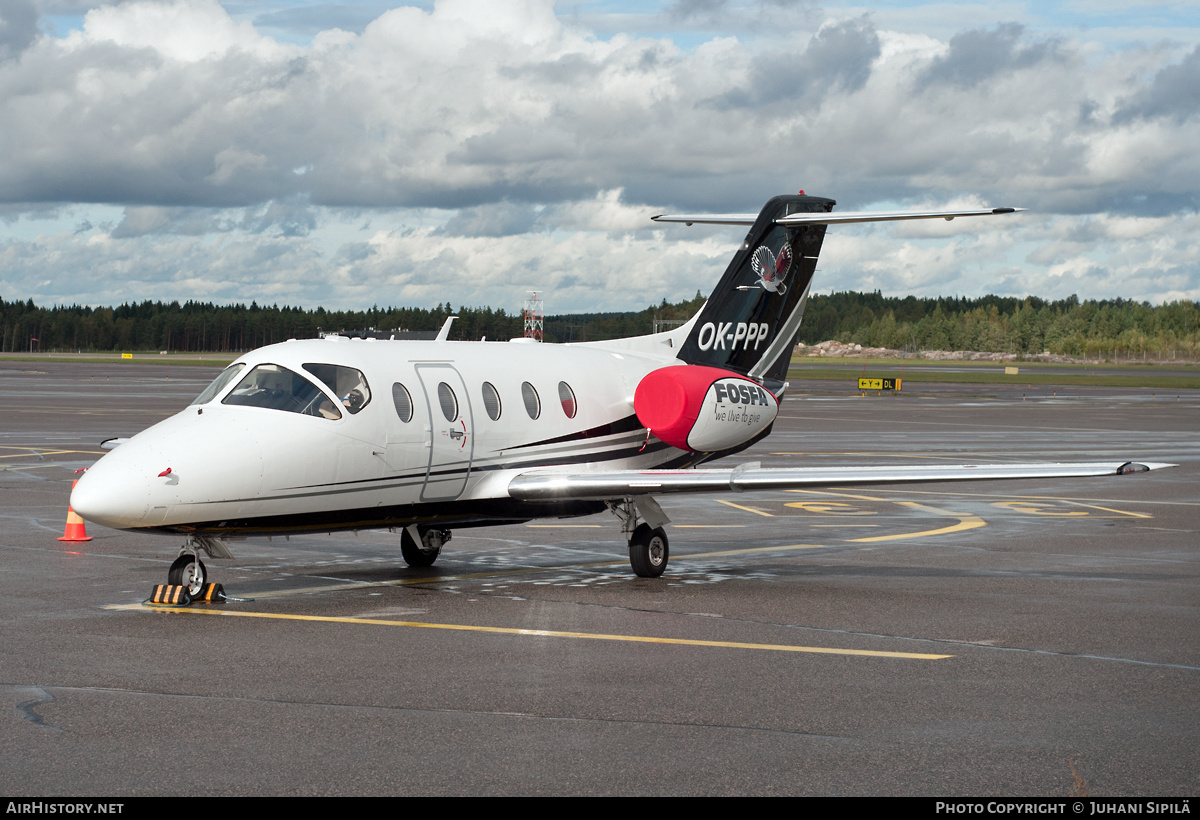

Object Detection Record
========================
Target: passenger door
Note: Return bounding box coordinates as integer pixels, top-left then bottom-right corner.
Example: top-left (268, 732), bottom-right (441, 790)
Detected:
top-left (415, 364), bottom-right (474, 501)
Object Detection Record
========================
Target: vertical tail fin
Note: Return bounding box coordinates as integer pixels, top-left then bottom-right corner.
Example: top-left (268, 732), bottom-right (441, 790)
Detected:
top-left (676, 194), bottom-right (835, 383)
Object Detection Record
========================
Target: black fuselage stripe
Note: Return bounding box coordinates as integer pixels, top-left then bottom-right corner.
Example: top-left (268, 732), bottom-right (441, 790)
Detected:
top-left (181, 440), bottom-right (677, 506)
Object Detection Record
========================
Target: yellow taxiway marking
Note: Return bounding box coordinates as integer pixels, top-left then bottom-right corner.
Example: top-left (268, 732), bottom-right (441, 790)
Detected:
top-left (0, 447), bottom-right (104, 460)
top-left (679, 543), bottom-right (828, 559)
top-left (1068, 502), bottom-right (1153, 519)
top-left (992, 501), bottom-right (1089, 517)
top-left (715, 499), bottom-right (775, 517)
top-left (836, 486), bottom-right (1186, 509)
top-left (848, 502), bottom-right (986, 543)
top-left (786, 489), bottom-right (893, 503)
top-left (103, 604), bottom-right (951, 660)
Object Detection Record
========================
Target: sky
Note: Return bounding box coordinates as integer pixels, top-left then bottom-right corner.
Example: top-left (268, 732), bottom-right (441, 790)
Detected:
top-left (1, 0), bottom-right (1198, 314)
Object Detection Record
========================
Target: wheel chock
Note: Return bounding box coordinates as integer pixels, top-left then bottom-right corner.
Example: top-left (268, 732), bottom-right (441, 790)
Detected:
top-left (194, 582), bottom-right (226, 603)
top-left (57, 481), bottom-right (93, 542)
top-left (147, 585), bottom-right (192, 607)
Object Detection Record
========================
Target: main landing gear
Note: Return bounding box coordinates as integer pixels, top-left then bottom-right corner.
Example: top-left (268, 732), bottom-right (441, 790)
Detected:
top-left (608, 497), bottom-right (671, 578)
top-left (401, 525), bottom-right (450, 568)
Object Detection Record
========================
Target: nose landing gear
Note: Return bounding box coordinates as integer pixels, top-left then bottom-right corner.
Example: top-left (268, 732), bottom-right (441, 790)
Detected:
top-left (167, 552), bottom-right (208, 598)
top-left (162, 536), bottom-right (233, 601)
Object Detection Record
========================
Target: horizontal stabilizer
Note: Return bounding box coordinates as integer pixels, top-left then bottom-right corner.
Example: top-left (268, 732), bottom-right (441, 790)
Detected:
top-left (651, 207), bottom-right (1023, 227)
top-left (508, 461), bottom-right (1174, 501)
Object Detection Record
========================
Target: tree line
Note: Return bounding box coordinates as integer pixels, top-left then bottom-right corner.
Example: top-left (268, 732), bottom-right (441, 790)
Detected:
top-left (2, 291), bottom-right (1197, 360)
top-left (796, 292), bottom-right (1200, 359)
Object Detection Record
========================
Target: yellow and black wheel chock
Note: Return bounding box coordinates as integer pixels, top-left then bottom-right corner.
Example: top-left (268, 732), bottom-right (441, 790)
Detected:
top-left (146, 582), bottom-right (227, 607)
top-left (194, 582), bottom-right (226, 603)
top-left (147, 584), bottom-right (192, 607)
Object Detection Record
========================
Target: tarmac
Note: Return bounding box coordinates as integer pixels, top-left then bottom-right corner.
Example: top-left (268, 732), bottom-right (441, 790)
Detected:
top-left (1, 360), bottom-right (1196, 796)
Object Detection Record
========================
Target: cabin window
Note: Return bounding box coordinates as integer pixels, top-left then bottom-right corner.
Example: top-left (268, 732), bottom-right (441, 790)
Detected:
top-left (191, 363), bottom-right (245, 405)
top-left (558, 381), bottom-right (577, 419)
top-left (222, 364), bottom-right (339, 418)
top-left (521, 382), bottom-right (541, 419)
top-left (392, 383), bottom-right (413, 422)
top-left (437, 382), bottom-right (458, 422)
top-left (303, 363), bottom-right (371, 414)
top-left (481, 382), bottom-right (501, 421)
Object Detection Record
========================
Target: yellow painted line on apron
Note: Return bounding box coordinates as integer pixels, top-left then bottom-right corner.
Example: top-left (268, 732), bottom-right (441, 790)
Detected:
top-left (830, 487), bottom-right (1198, 508)
top-left (785, 489), bottom-right (893, 503)
top-left (1066, 502), bottom-right (1153, 519)
top-left (102, 604), bottom-right (951, 660)
top-left (678, 543), bottom-right (828, 559)
top-left (848, 502), bottom-right (986, 543)
top-left (715, 499), bottom-right (775, 517)
top-left (0, 448), bottom-right (103, 460)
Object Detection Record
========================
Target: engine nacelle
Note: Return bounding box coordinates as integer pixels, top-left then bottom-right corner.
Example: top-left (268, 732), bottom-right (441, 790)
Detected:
top-left (634, 365), bottom-right (778, 453)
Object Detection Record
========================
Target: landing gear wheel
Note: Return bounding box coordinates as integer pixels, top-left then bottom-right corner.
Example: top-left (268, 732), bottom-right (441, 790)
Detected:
top-left (168, 554), bottom-right (207, 597)
top-left (401, 528), bottom-right (441, 568)
top-left (629, 523), bottom-right (669, 578)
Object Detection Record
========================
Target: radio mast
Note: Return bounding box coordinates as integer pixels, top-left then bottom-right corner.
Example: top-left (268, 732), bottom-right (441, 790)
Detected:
top-left (523, 291), bottom-right (544, 341)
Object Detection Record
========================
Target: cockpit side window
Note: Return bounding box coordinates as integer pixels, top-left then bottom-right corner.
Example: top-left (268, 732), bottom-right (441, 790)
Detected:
top-left (222, 364), bottom-right (340, 419)
top-left (303, 363), bottom-right (372, 415)
top-left (191, 363), bottom-right (245, 405)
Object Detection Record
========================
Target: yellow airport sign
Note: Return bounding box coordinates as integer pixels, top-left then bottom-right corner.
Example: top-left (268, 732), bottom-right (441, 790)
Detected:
top-left (858, 378), bottom-right (901, 391)
top-left (121, 353), bottom-right (133, 360)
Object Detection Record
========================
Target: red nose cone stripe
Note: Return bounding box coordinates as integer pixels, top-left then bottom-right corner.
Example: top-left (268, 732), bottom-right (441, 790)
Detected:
top-left (634, 365), bottom-right (748, 451)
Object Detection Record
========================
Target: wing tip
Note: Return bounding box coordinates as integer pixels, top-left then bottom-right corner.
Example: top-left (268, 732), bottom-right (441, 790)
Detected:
top-left (1117, 461), bottom-right (1177, 474)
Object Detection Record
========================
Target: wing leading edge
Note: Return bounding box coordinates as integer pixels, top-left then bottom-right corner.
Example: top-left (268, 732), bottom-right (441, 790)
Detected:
top-left (507, 461), bottom-right (1175, 501)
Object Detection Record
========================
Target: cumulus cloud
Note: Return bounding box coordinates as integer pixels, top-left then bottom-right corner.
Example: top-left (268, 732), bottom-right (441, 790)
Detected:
top-left (0, 0), bottom-right (39, 61)
top-left (0, 0), bottom-right (1197, 308)
top-left (916, 22), bottom-right (1067, 90)
top-left (1113, 45), bottom-right (1200, 124)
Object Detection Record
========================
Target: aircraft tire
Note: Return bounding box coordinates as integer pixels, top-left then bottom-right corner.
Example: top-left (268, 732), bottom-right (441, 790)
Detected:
top-left (400, 529), bottom-right (439, 568)
top-left (167, 554), bottom-right (207, 597)
top-left (629, 524), bottom-right (669, 578)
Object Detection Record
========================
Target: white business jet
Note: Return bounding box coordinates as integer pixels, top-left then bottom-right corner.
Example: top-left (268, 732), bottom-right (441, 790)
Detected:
top-left (71, 193), bottom-right (1172, 594)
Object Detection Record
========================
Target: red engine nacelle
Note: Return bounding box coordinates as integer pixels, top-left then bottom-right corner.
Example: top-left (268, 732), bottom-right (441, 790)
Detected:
top-left (633, 365), bottom-right (778, 453)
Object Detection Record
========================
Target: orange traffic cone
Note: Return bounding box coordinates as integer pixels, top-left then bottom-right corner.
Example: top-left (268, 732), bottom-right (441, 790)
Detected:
top-left (58, 481), bottom-right (93, 542)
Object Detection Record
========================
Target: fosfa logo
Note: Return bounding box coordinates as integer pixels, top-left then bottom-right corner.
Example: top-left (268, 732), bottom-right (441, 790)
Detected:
top-left (696, 321), bottom-right (770, 351)
top-left (713, 380), bottom-right (771, 406)
top-left (751, 243), bottom-right (793, 294)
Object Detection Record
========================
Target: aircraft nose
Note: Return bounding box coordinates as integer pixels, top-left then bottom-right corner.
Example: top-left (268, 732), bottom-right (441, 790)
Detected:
top-left (71, 457), bottom-right (153, 530)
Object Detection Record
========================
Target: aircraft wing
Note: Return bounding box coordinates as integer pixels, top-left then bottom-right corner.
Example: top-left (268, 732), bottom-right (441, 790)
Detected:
top-left (507, 461), bottom-right (1174, 501)
top-left (650, 207), bottom-right (1022, 227)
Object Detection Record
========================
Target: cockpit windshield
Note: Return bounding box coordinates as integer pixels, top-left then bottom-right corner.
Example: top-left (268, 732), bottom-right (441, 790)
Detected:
top-left (190, 363), bottom-right (245, 406)
top-left (303, 364), bottom-right (372, 415)
top-left (222, 364), bottom-right (342, 419)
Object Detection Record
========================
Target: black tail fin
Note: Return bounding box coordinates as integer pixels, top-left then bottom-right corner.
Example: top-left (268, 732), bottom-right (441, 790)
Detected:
top-left (677, 194), bottom-right (835, 383)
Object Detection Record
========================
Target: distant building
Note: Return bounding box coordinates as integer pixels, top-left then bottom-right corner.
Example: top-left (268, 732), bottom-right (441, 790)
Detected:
top-left (318, 328), bottom-right (438, 341)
